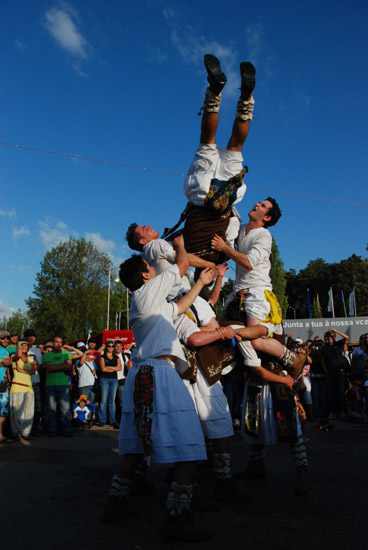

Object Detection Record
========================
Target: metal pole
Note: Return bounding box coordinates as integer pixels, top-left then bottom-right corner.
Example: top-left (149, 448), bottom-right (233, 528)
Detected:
top-left (107, 268), bottom-right (111, 330)
top-left (126, 288), bottom-right (129, 329)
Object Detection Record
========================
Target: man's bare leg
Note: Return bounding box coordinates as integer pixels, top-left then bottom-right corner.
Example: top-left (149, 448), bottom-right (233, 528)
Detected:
top-left (200, 111), bottom-right (218, 144)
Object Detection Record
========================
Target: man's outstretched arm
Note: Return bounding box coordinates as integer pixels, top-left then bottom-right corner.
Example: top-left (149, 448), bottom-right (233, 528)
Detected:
top-left (176, 267), bottom-right (217, 315)
top-left (172, 235), bottom-right (190, 278)
top-left (211, 234), bottom-right (252, 270)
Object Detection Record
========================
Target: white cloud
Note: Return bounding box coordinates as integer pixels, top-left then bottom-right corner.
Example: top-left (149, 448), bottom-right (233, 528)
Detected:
top-left (245, 23), bottom-right (274, 78)
top-left (0, 208), bottom-right (16, 219)
top-left (163, 10), bottom-right (239, 97)
top-left (0, 300), bottom-right (16, 319)
top-left (12, 226), bottom-right (30, 240)
top-left (14, 39), bottom-right (29, 52)
top-left (43, 3), bottom-right (90, 60)
top-left (85, 232), bottom-right (116, 256)
top-left (39, 217), bottom-right (77, 250)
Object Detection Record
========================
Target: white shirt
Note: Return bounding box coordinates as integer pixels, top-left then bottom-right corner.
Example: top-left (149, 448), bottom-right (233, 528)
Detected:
top-left (143, 239), bottom-right (191, 294)
top-left (143, 238), bottom-right (215, 326)
top-left (76, 360), bottom-right (97, 387)
top-left (234, 226), bottom-right (272, 292)
top-left (28, 345), bottom-right (43, 384)
top-left (130, 265), bottom-right (188, 373)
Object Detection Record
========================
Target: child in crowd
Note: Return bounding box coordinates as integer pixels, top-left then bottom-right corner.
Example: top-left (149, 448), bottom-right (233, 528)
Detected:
top-left (72, 395), bottom-right (96, 429)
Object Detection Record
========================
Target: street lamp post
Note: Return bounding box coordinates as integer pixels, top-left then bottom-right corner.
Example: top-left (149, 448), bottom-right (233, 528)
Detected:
top-left (106, 268), bottom-right (111, 330)
top-left (288, 305), bottom-right (296, 319)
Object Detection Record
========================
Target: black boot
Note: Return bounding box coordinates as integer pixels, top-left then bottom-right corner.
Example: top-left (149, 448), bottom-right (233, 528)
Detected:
top-left (240, 61), bottom-right (256, 100)
top-left (204, 54), bottom-right (227, 95)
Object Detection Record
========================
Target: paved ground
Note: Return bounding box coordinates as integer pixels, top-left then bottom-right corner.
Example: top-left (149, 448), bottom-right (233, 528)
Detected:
top-left (1, 419), bottom-right (367, 550)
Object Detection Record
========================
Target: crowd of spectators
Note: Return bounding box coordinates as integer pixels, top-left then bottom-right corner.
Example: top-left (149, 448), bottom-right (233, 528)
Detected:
top-left (286, 329), bottom-right (368, 427)
top-left (0, 328), bottom-right (133, 444)
top-left (0, 325), bottom-right (367, 445)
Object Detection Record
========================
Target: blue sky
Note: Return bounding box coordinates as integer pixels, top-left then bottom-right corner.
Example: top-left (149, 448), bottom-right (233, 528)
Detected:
top-left (1, 0), bottom-right (367, 317)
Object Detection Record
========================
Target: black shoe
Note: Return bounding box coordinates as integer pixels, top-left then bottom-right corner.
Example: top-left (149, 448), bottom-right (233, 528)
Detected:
top-left (95, 422), bottom-right (105, 427)
top-left (103, 495), bottom-right (138, 523)
top-left (112, 422), bottom-right (120, 430)
top-left (204, 54), bottom-right (227, 95)
top-left (240, 61), bottom-right (256, 100)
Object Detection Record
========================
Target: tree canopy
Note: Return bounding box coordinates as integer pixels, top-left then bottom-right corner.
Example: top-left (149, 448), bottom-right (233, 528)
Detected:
top-left (285, 255), bottom-right (368, 318)
top-left (26, 237), bottom-right (129, 342)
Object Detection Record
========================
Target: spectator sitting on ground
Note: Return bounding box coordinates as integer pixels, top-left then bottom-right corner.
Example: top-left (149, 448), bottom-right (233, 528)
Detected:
top-left (72, 395), bottom-right (96, 429)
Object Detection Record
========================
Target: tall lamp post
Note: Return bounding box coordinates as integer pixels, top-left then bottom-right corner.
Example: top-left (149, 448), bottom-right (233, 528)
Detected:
top-left (106, 269), bottom-right (111, 330)
top-left (287, 305), bottom-right (296, 319)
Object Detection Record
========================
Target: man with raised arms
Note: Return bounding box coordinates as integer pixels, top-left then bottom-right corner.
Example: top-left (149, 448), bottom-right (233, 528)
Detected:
top-left (103, 236), bottom-right (221, 541)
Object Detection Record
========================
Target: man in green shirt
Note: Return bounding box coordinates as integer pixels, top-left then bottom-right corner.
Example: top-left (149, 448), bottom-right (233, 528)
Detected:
top-left (43, 336), bottom-right (72, 437)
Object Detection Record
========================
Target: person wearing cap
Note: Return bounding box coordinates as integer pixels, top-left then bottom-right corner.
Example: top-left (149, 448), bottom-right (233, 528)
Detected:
top-left (24, 328), bottom-right (44, 434)
top-left (0, 330), bottom-right (12, 443)
top-left (321, 328), bottom-right (349, 418)
top-left (9, 341), bottom-right (36, 443)
top-left (75, 342), bottom-right (97, 402)
top-left (6, 330), bottom-right (18, 355)
top-left (72, 394), bottom-right (96, 428)
top-left (87, 338), bottom-right (101, 367)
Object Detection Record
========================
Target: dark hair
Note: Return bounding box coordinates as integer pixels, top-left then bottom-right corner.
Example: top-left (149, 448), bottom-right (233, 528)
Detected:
top-left (119, 254), bottom-right (149, 291)
top-left (126, 223), bottom-right (144, 252)
top-left (324, 330), bottom-right (335, 340)
top-left (24, 329), bottom-right (36, 338)
top-left (264, 197), bottom-right (281, 228)
top-left (88, 338), bottom-right (97, 344)
top-left (114, 340), bottom-right (122, 346)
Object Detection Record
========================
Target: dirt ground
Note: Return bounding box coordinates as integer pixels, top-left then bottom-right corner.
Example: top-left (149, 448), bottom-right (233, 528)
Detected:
top-left (1, 419), bottom-right (367, 550)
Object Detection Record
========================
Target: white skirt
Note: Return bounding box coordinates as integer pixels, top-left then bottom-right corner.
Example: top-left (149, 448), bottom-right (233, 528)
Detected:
top-left (118, 358), bottom-right (207, 463)
top-left (184, 365), bottom-right (233, 440)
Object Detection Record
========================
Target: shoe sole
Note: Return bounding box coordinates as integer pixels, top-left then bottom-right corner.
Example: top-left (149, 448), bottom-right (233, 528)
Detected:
top-left (240, 61), bottom-right (256, 100)
top-left (204, 54), bottom-right (227, 94)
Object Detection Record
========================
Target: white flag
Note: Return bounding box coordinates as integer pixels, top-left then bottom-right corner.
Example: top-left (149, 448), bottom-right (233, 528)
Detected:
top-left (349, 291), bottom-right (355, 316)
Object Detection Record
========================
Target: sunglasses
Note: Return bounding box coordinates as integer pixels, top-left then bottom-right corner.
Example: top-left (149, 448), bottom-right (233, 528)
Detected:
top-left (0, 336), bottom-right (9, 340)
top-left (106, 344), bottom-right (114, 348)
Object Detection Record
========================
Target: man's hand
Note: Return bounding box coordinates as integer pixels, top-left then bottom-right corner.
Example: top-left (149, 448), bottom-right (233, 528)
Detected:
top-left (172, 235), bottom-right (185, 249)
top-left (219, 326), bottom-right (236, 340)
top-left (211, 234), bottom-right (226, 252)
top-left (217, 262), bottom-right (228, 278)
top-left (199, 267), bottom-right (217, 286)
top-left (282, 374), bottom-right (294, 389)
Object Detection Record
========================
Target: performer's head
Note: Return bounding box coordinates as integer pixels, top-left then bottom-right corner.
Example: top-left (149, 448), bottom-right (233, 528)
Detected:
top-left (119, 255), bottom-right (156, 291)
top-left (248, 197), bottom-right (281, 228)
top-left (126, 223), bottom-right (159, 251)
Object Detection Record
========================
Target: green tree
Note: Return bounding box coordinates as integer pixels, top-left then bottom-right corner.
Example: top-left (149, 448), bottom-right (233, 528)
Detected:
top-left (286, 255), bottom-right (368, 318)
top-left (26, 237), bottom-right (114, 342)
top-left (2, 309), bottom-right (30, 336)
top-left (270, 238), bottom-right (288, 317)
